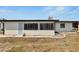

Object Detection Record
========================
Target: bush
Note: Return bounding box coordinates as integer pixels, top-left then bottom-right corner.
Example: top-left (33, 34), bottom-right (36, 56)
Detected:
top-left (23, 33), bottom-right (26, 36)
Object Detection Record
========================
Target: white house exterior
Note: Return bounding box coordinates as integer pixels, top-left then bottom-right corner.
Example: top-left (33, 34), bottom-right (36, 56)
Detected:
top-left (3, 20), bottom-right (57, 36)
top-left (0, 22), bottom-right (3, 30)
top-left (0, 19), bottom-right (79, 36)
top-left (55, 22), bottom-right (73, 32)
top-left (55, 21), bottom-right (79, 32)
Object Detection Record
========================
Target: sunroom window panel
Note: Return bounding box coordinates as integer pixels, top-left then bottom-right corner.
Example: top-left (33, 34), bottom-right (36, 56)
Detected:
top-left (40, 23), bottom-right (53, 30)
top-left (24, 24), bottom-right (28, 30)
top-left (34, 24), bottom-right (38, 30)
top-left (51, 24), bottom-right (54, 30)
top-left (24, 23), bottom-right (38, 30)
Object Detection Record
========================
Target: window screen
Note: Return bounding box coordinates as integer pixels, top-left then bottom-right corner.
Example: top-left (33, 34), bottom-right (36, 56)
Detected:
top-left (40, 23), bottom-right (53, 30)
top-left (24, 23), bottom-right (38, 30)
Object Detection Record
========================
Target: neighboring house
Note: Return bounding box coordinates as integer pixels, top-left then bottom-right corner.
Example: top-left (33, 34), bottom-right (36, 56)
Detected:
top-left (0, 19), bottom-right (79, 36)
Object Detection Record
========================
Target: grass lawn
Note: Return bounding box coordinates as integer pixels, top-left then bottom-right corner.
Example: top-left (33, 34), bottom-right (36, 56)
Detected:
top-left (0, 32), bottom-right (79, 52)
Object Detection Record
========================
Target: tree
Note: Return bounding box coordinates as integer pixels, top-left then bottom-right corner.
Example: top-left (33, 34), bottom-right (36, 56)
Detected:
top-left (48, 16), bottom-right (53, 20)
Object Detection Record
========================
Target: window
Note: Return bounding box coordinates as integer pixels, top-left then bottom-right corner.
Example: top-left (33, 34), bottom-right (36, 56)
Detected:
top-left (40, 23), bottom-right (53, 30)
top-left (72, 22), bottom-right (78, 28)
top-left (60, 23), bottom-right (65, 28)
top-left (24, 23), bottom-right (38, 30)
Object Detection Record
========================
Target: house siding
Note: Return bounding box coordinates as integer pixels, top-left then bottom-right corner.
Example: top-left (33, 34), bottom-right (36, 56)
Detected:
top-left (18, 22), bottom-right (24, 35)
top-left (4, 21), bottom-right (55, 36)
top-left (0, 22), bottom-right (3, 30)
top-left (4, 22), bottom-right (18, 35)
top-left (55, 22), bottom-right (73, 32)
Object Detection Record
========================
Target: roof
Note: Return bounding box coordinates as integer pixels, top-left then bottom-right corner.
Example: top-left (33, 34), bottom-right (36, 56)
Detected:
top-left (0, 19), bottom-right (59, 22)
top-left (59, 21), bottom-right (79, 23)
top-left (0, 19), bottom-right (79, 23)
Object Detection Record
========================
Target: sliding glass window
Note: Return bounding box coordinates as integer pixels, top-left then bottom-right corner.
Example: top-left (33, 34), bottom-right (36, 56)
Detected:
top-left (40, 23), bottom-right (54, 30)
top-left (24, 23), bottom-right (38, 30)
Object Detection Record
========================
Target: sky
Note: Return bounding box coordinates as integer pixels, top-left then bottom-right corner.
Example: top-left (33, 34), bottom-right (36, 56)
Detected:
top-left (0, 6), bottom-right (79, 21)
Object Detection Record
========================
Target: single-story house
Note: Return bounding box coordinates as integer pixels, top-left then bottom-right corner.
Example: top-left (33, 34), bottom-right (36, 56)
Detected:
top-left (0, 19), bottom-right (79, 36)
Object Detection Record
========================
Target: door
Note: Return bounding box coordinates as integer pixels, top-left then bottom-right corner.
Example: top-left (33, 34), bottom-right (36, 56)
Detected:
top-left (18, 23), bottom-right (23, 35)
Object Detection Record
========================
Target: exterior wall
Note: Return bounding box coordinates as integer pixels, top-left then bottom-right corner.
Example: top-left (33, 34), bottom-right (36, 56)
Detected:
top-left (4, 21), bottom-right (75, 36)
top-left (55, 22), bottom-right (73, 32)
top-left (22, 21), bottom-right (55, 36)
top-left (23, 30), bottom-right (55, 36)
top-left (4, 21), bottom-right (55, 36)
top-left (18, 22), bottom-right (24, 35)
top-left (0, 22), bottom-right (3, 30)
top-left (4, 22), bottom-right (18, 35)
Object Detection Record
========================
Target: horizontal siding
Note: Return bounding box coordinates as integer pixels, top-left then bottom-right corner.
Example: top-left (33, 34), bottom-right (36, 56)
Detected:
top-left (55, 22), bottom-right (73, 32)
top-left (5, 22), bottom-right (18, 34)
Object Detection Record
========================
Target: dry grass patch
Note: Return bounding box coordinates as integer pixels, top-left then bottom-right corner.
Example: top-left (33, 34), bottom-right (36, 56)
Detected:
top-left (0, 32), bottom-right (79, 52)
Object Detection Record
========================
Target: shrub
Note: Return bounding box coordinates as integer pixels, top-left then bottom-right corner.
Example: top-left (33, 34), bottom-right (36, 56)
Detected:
top-left (23, 33), bottom-right (26, 36)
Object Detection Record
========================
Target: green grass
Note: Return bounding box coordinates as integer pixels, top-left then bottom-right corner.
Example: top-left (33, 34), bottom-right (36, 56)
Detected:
top-left (7, 46), bottom-right (25, 52)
